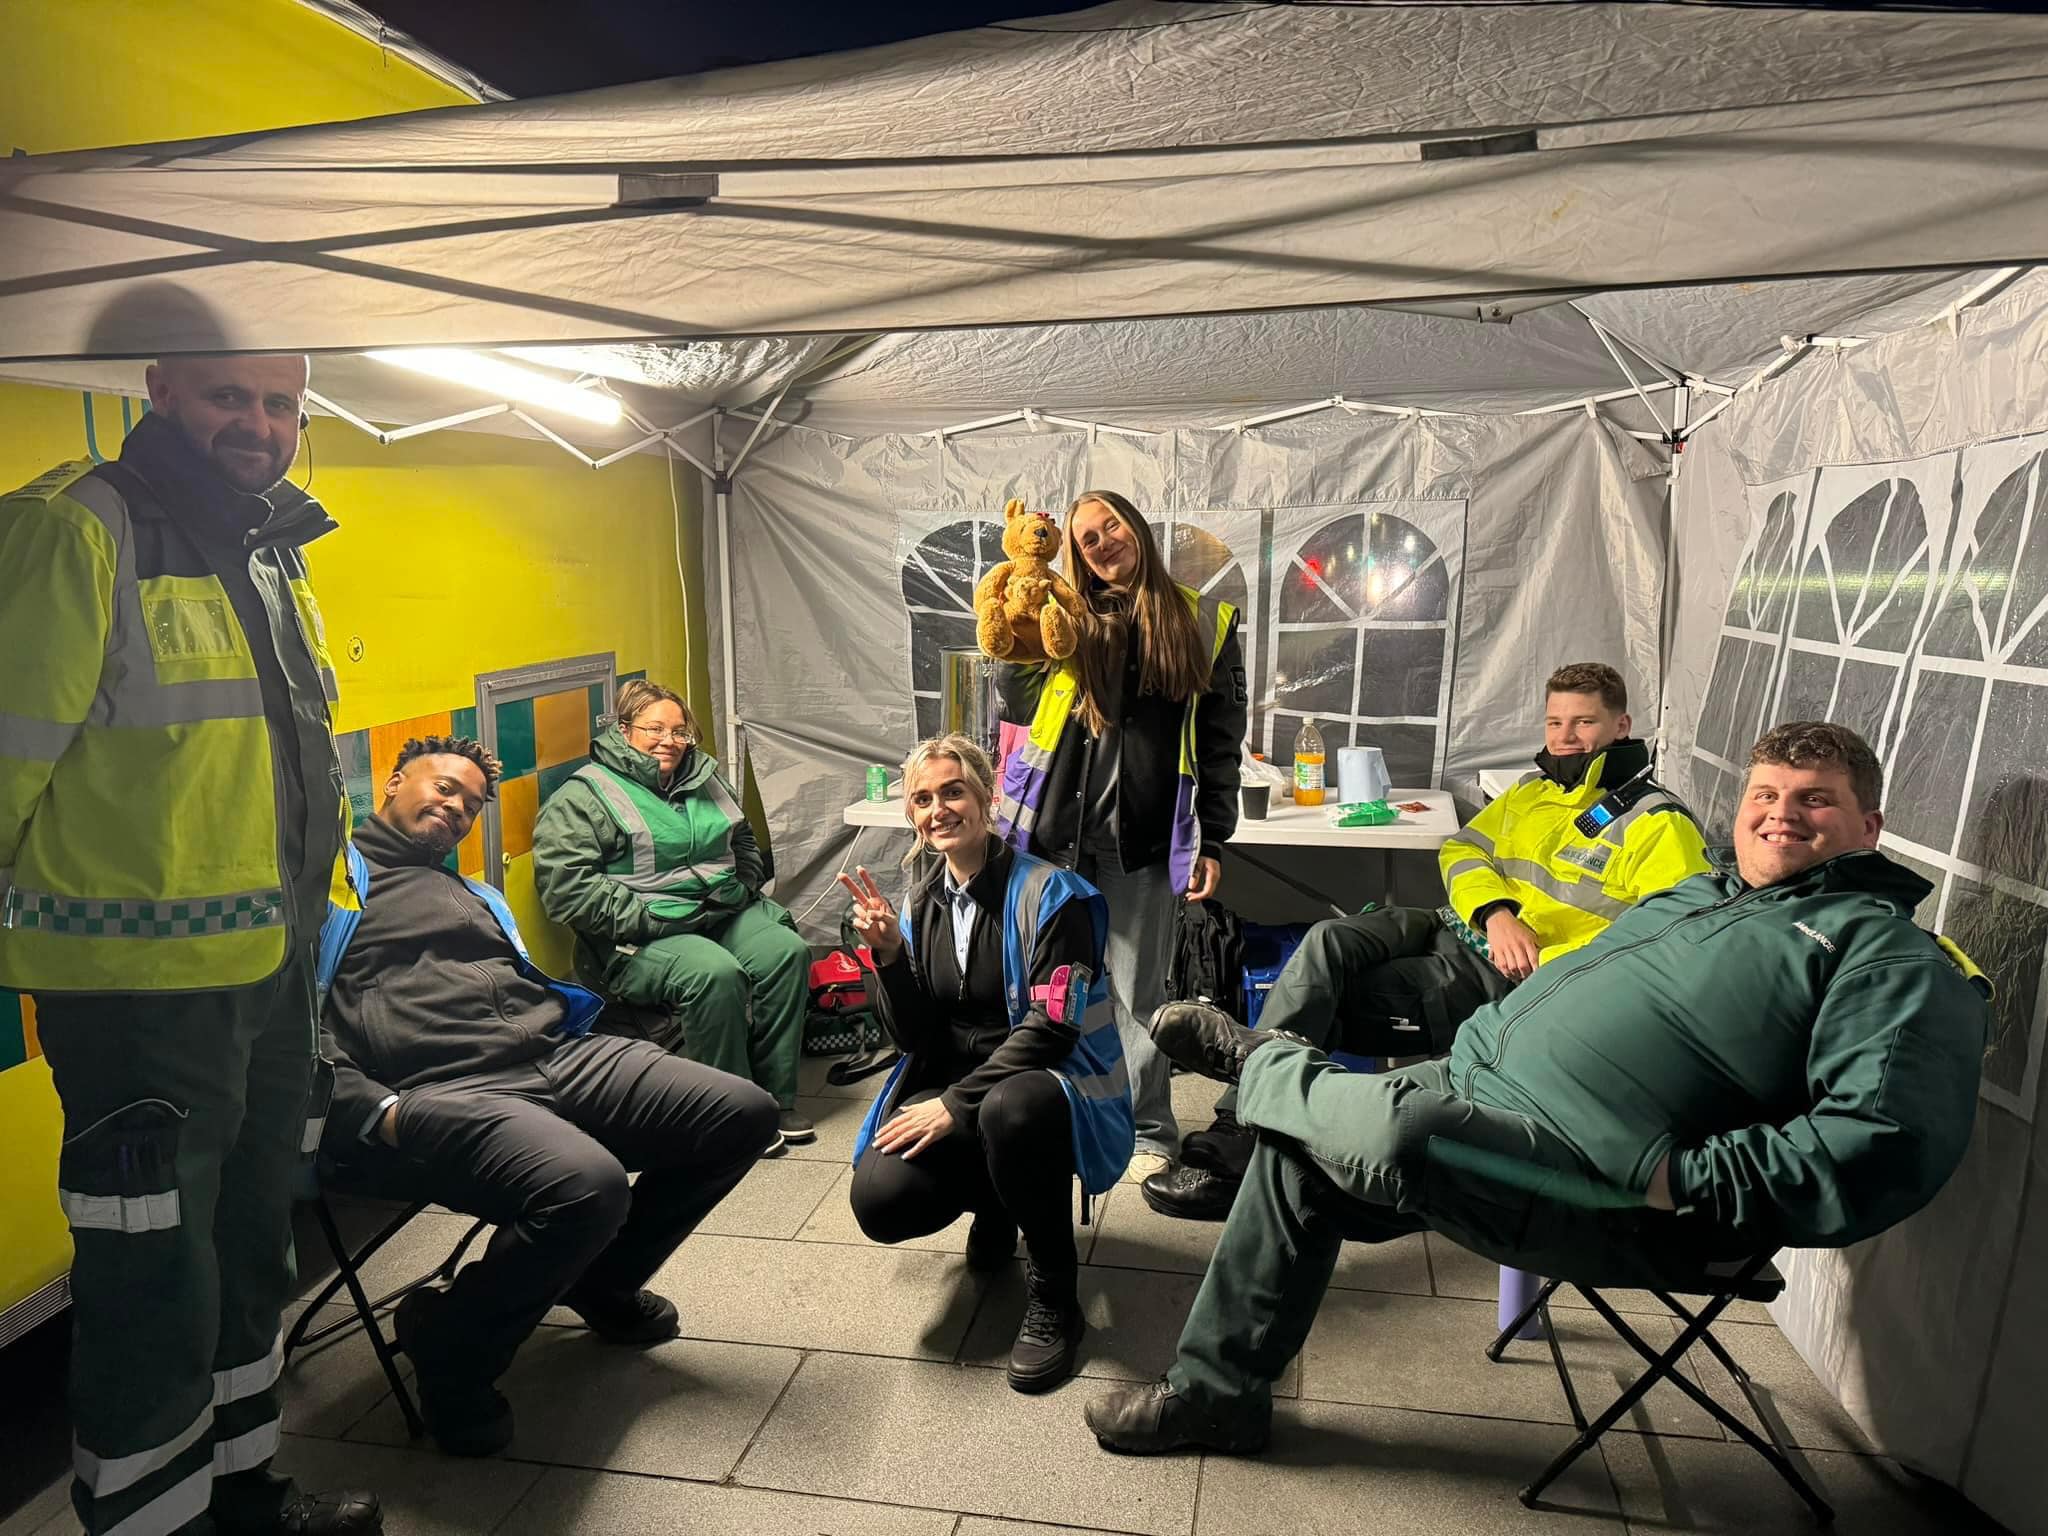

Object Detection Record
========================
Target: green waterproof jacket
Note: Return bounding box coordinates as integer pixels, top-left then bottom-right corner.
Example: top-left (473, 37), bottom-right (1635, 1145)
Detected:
top-left (532, 726), bottom-right (765, 974)
top-left (1448, 848), bottom-right (1990, 1254)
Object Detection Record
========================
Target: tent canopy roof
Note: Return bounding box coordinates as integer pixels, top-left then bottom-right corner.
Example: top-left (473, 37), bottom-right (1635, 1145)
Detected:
top-left (2, 2), bottom-right (2039, 444)
top-left (4, 1), bottom-right (2044, 363)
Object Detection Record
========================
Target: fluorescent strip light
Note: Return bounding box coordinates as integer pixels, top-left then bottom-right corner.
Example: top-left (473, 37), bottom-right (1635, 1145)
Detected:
top-left (365, 348), bottom-right (622, 426)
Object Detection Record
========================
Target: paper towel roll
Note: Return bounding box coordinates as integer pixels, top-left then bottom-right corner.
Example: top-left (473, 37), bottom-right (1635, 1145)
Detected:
top-left (1337, 745), bottom-right (1391, 805)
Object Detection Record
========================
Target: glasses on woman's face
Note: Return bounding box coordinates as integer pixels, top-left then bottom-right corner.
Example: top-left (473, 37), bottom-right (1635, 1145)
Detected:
top-left (629, 723), bottom-right (694, 745)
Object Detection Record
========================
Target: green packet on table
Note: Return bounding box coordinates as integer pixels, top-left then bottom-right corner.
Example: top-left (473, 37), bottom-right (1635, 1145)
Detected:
top-left (1332, 800), bottom-right (1398, 828)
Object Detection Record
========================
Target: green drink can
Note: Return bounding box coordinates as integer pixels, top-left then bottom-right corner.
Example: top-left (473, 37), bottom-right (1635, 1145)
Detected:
top-left (865, 764), bottom-right (889, 802)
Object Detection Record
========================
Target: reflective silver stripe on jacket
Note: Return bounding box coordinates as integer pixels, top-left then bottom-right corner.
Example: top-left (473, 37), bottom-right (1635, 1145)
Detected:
top-left (1495, 858), bottom-right (1631, 921)
top-left (1446, 823), bottom-right (1496, 857)
top-left (0, 709), bottom-right (81, 764)
top-left (1601, 790), bottom-right (1684, 844)
top-left (59, 1188), bottom-right (181, 1233)
top-left (1439, 853), bottom-right (1496, 886)
top-left (573, 764), bottom-right (741, 896)
top-left (65, 475), bottom-right (268, 731)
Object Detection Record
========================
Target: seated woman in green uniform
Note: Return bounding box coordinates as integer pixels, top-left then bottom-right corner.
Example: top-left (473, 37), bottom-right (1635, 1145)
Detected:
top-left (534, 679), bottom-right (812, 1152)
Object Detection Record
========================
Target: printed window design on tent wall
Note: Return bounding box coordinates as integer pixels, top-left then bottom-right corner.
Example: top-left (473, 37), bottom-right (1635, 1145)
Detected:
top-left (1267, 508), bottom-right (1452, 788)
top-left (1165, 514), bottom-right (1256, 734)
top-left (1773, 475), bottom-right (1939, 791)
top-left (1689, 487), bottom-right (1805, 837)
top-left (1887, 447), bottom-right (2048, 1117)
top-left (899, 517), bottom-right (1005, 740)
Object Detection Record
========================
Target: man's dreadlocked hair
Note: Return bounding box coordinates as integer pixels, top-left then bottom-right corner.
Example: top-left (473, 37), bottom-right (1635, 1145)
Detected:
top-left (392, 736), bottom-right (502, 801)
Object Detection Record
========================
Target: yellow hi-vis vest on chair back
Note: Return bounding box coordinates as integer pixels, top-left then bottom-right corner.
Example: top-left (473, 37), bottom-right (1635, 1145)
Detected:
top-left (0, 459), bottom-right (351, 992)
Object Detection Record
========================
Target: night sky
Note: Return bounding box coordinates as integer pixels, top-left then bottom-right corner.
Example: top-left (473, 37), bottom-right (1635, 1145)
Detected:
top-left (365, 1), bottom-right (1105, 96)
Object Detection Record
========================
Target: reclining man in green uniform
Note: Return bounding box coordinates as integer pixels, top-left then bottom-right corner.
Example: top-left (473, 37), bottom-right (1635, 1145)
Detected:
top-left (1149, 661), bottom-right (1711, 1221)
top-left (1087, 720), bottom-right (1991, 1454)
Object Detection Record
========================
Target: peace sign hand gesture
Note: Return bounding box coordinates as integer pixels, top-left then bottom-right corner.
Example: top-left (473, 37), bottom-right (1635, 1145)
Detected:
top-left (836, 866), bottom-right (903, 963)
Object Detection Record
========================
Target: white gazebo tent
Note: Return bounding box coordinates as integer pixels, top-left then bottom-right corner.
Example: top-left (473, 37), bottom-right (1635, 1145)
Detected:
top-left (3, 4), bottom-right (2046, 1530)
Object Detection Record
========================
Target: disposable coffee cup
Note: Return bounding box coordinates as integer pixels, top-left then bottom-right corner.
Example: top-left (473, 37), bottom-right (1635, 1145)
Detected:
top-left (1241, 782), bottom-right (1270, 820)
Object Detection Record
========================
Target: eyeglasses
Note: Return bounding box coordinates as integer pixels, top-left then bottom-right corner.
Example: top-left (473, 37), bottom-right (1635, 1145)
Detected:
top-left (628, 724), bottom-right (695, 744)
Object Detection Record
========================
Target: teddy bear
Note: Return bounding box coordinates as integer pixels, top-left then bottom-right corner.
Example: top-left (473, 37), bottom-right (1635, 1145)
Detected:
top-left (974, 498), bottom-right (1082, 664)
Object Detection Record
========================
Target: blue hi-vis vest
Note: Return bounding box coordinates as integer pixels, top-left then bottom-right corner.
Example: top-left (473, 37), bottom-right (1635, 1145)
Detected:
top-left (315, 842), bottom-right (604, 1035)
top-left (853, 852), bottom-right (1135, 1196)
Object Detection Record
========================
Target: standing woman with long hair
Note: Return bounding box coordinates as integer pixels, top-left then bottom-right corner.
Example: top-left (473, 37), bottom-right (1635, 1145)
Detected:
top-left (996, 490), bottom-right (1247, 1199)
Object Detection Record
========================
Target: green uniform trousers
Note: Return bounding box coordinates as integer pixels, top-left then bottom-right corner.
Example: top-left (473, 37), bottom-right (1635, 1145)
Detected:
top-left (36, 946), bottom-right (318, 1536)
top-left (1169, 1039), bottom-right (1690, 1416)
top-left (604, 897), bottom-right (807, 1110)
top-left (1214, 906), bottom-right (1510, 1120)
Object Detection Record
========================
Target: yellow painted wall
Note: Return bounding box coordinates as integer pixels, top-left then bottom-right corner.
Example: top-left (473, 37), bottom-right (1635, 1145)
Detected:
top-left (0, 0), bottom-right (472, 157)
top-left (0, 0), bottom-right (718, 1324)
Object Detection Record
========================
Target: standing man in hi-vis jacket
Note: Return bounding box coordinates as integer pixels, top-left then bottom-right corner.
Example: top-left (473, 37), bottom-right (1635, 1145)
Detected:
top-left (0, 354), bottom-right (380, 1536)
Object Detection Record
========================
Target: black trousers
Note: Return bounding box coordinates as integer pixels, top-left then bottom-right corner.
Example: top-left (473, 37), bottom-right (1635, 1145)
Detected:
top-left (335, 1034), bottom-right (776, 1384)
top-left (849, 1070), bottom-right (1077, 1278)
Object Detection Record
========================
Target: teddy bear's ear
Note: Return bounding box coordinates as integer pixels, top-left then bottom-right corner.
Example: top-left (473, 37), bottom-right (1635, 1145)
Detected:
top-left (1003, 497), bottom-right (1026, 522)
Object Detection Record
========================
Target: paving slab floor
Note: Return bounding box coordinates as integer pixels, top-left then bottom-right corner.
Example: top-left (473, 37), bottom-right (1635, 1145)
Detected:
top-left (0, 1062), bottom-right (2007, 1536)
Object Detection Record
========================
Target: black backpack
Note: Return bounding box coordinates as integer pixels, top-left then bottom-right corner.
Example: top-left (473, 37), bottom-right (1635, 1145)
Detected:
top-left (1166, 897), bottom-right (1246, 1021)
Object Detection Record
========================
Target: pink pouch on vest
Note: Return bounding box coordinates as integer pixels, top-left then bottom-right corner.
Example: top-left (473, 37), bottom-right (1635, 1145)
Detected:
top-left (997, 719), bottom-right (1028, 780)
top-left (1029, 964), bottom-right (1074, 1023)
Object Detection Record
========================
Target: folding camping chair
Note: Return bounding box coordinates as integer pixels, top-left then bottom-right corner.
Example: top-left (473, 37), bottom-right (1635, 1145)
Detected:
top-left (1488, 1251), bottom-right (1833, 1524)
top-left (284, 1163), bottom-right (491, 1440)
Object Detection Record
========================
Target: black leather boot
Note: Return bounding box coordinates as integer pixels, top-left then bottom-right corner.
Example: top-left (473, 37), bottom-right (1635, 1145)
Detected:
top-left (1083, 1378), bottom-right (1270, 1455)
top-left (1007, 1267), bottom-right (1085, 1393)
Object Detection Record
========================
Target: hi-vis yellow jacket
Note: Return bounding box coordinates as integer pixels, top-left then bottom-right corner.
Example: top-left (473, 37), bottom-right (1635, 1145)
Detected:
top-left (0, 435), bottom-right (352, 993)
top-left (1438, 740), bottom-right (1710, 966)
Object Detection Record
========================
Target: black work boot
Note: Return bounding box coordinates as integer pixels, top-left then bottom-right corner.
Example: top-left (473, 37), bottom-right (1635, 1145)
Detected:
top-left (211, 1468), bottom-right (383, 1534)
top-left (1179, 1111), bottom-right (1256, 1178)
top-left (1007, 1267), bottom-right (1085, 1393)
top-left (1147, 1002), bottom-right (1309, 1084)
top-left (965, 1212), bottom-right (1018, 1272)
top-left (1141, 1162), bottom-right (1241, 1221)
top-left (393, 1287), bottom-right (515, 1457)
top-left (1084, 1378), bottom-right (1271, 1455)
top-left (560, 1283), bottom-right (681, 1346)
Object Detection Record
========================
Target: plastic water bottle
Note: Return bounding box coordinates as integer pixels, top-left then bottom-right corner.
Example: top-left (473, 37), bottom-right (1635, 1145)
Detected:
top-left (1293, 717), bottom-right (1327, 806)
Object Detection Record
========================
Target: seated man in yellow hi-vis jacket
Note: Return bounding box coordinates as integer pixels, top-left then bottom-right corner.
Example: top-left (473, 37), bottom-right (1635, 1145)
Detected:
top-left (1145, 662), bottom-right (1710, 1221)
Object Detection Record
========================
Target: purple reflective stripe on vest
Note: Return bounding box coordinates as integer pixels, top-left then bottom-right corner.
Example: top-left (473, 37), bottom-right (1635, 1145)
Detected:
top-left (996, 747), bottom-right (1047, 851)
top-left (1169, 773), bottom-right (1200, 894)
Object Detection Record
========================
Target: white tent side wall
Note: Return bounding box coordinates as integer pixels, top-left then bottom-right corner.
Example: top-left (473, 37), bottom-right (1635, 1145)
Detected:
top-left (718, 406), bottom-right (1666, 942)
top-left (1662, 271), bottom-right (2048, 1536)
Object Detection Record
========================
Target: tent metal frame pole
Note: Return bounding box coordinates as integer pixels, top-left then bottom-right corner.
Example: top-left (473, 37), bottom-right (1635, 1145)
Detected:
top-left (1569, 302), bottom-right (1686, 386)
top-left (1655, 384), bottom-right (1690, 763)
top-left (923, 408), bottom-right (1159, 440)
top-left (1037, 412), bottom-right (1157, 438)
top-left (1939, 266), bottom-right (2026, 328)
top-left (1515, 379), bottom-right (1679, 417)
top-left (381, 403), bottom-right (512, 442)
top-left (1677, 342), bottom-right (1809, 442)
top-left (1580, 312), bottom-right (1671, 438)
top-left (508, 409), bottom-right (600, 467)
top-left (715, 412), bottom-right (741, 768)
top-left (725, 382), bottom-right (792, 480)
top-left (304, 389), bottom-right (386, 442)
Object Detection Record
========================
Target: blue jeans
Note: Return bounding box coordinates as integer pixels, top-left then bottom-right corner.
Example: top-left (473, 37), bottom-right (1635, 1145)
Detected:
top-left (1077, 855), bottom-right (1180, 1161)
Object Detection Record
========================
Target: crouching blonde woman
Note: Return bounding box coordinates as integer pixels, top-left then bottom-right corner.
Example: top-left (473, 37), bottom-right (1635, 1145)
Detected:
top-left (842, 735), bottom-right (1134, 1392)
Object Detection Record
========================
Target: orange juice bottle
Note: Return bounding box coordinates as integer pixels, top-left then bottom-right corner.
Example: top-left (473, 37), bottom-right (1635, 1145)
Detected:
top-left (1293, 717), bottom-right (1327, 805)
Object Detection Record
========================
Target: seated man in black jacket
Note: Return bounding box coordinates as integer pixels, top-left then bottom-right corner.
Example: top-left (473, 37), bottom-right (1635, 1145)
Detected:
top-left (317, 736), bottom-right (778, 1457)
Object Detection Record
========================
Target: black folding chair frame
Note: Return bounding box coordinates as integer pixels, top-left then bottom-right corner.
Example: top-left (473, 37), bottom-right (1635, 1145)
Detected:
top-left (283, 1191), bottom-right (490, 1441)
top-left (1487, 1253), bottom-right (1835, 1524)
